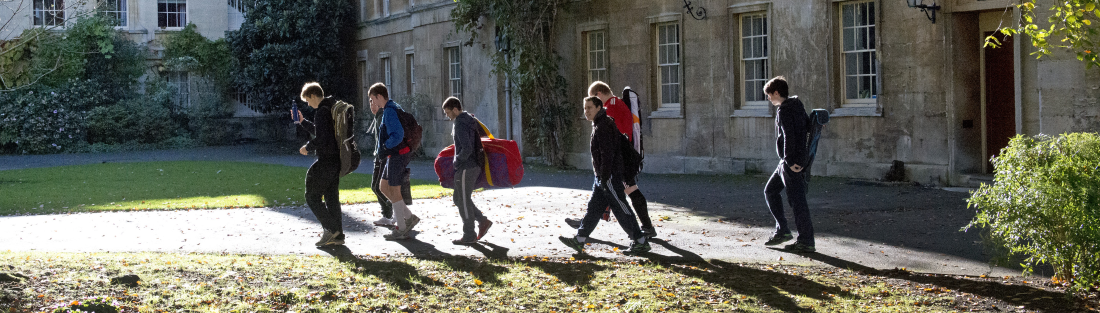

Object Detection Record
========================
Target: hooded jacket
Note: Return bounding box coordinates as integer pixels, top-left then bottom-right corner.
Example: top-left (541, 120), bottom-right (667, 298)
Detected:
top-left (452, 112), bottom-right (486, 171)
top-left (590, 109), bottom-right (624, 184)
top-left (775, 96), bottom-right (810, 167)
top-left (300, 97), bottom-right (338, 160)
top-left (375, 100), bottom-right (405, 157)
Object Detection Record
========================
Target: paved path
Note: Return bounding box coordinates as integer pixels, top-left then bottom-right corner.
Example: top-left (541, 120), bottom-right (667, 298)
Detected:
top-left (0, 145), bottom-right (1025, 277)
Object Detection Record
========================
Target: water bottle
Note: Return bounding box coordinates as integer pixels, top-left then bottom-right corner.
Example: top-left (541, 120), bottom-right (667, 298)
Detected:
top-left (292, 103), bottom-right (300, 123)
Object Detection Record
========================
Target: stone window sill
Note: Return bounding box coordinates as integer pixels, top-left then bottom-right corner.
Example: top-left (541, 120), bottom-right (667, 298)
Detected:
top-left (832, 107), bottom-right (881, 117)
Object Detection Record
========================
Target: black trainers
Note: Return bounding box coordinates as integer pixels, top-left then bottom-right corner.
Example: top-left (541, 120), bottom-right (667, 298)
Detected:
top-left (624, 240), bottom-right (651, 255)
top-left (558, 236), bottom-right (585, 253)
top-left (764, 232), bottom-right (794, 246)
top-left (564, 218), bottom-right (582, 229)
top-left (641, 226), bottom-right (658, 238)
top-left (783, 242), bottom-right (816, 253)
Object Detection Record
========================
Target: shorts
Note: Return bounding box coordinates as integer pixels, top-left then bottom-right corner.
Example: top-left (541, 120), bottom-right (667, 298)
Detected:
top-left (382, 153), bottom-right (410, 186)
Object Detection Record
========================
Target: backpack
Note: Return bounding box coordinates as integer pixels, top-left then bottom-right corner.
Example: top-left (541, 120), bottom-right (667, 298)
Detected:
top-left (621, 87), bottom-right (643, 157)
top-left (804, 108), bottom-right (830, 181)
top-left (392, 107), bottom-right (423, 155)
top-left (331, 100), bottom-right (361, 177)
top-left (620, 132), bottom-right (643, 182)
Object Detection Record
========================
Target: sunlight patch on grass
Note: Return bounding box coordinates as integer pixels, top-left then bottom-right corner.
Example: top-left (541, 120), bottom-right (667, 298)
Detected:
top-left (0, 161), bottom-right (450, 215)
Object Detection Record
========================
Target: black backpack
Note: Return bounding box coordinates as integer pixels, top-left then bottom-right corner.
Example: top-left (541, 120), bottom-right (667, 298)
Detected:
top-left (620, 133), bottom-right (643, 181)
top-left (804, 108), bottom-right (830, 181)
top-left (331, 100), bottom-right (361, 177)
top-left (392, 107), bottom-right (423, 154)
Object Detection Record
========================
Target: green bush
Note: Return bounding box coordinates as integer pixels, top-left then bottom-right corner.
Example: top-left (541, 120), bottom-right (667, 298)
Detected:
top-left (965, 133), bottom-right (1100, 292)
top-left (85, 97), bottom-right (177, 145)
top-left (0, 80), bottom-right (113, 154)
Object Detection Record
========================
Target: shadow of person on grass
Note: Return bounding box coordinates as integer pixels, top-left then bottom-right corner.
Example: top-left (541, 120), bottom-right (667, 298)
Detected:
top-left (802, 252), bottom-right (1091, 313)
top-left (388, 237), bottom-right (511, 285)
top-left (317, 245), bottom-right (443, 291)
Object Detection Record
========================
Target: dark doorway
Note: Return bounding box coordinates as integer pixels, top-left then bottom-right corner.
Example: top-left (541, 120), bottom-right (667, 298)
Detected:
top-left (983, 31), bottom-right (1015, 173)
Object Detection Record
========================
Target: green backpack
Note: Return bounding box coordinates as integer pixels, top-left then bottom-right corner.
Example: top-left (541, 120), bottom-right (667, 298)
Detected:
top-left (331, 100), bottom-right (361, 177)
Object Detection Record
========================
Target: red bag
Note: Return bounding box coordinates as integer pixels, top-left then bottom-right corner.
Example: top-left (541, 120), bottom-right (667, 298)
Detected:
top-left (434, 122), bottom-right (524, 189)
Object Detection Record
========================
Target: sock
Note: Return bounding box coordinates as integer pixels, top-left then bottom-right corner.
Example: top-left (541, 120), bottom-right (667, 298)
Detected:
top-left (392, 201), bottom-right (410, 230)
top-left (576, 236), bottom-right (587, 243)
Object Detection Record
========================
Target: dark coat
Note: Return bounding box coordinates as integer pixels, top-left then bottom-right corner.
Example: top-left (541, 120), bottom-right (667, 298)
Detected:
top-left (300, 98), bottom-right (338, 160)
top-left (452, 112), bottom-right (485, 171)
top-left (775, 96), bottom-right (810, 167)
top-left (590, 109), bottom-right (624, 184)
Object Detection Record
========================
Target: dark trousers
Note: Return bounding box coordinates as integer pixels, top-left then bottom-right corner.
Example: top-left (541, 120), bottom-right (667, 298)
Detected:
top-left (371, 158), bottom-right (393, 219)
top-left (628, 189), bottom-right (652, 229)
top-left (453, 167), bottom-right (485, 239)
top-left (579, 176), bottom-right (642, 241)
top-left (306, 158), bottom-right (343, 234)
top-left (764, 162), bottom-right (814, 245)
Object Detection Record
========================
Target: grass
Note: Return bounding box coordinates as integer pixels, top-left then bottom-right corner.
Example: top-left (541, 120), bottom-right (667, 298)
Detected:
top-left (1, 251), bottom-right (1095, 313)
top-left (0, 161), bottom-right (451, 215)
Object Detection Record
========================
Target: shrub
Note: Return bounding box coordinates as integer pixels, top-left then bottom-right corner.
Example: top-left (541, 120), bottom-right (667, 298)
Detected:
top-left (965, 133), bottom-right (1100, 292)
top-left (0, 79), bottom-right (112, 154)
top-left (85, 97), bottom-right (177, 145)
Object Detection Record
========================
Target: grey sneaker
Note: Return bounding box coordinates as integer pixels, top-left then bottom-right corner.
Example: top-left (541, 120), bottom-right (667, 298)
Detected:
top-left (641, 226), bottom-right (658, 238)
top-left (328, 232), bottom-right (345, 246)
top-left (452, 236), bottom-right (478, 245)
top-left (764, 232), bottom-right (794, 246)
top-left (564, 218), bottom-right (582, 229)
top-left (373, 217), bottom-right (396, 229)
top-left (383, 228), bottom-right (410, 240)
top-left (405, 214), bottom-right (420, 232)
top-left (783, 242), bottom-right (816, 253)
top-left (624, 240), bottom-right (651, 255)
top-left (558, 236), bottom-right (585, 253)
top-left (315, 231), bottom-right (339, 246)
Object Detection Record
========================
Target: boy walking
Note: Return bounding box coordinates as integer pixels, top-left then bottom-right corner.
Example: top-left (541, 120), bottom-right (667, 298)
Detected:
top-left (292, 82), bottom-right (344, 246)
top-left (559, 96), bottom-right (650, 255)
top-left (760, 76), bottom-right (816, 253)
top-left (441, 97), bottom-right (494, 245)
top-left (367, 83), bottom-right (420, 240)
top-left (587, 81), bottom-right (655, 238)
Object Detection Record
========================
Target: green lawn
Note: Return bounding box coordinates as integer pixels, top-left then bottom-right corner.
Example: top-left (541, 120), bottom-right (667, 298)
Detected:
top-left (0, 161), bottom-right (450, 215)
top-left (1, 251), bottom-right (1092, 312)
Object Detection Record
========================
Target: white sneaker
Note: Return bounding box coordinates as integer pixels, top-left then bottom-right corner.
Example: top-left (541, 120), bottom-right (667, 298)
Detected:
top-left (373, 217), bottom-right (395, 229)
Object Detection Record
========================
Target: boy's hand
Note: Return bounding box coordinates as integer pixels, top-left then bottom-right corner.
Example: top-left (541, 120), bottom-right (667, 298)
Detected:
top-left (299, 145), bottom-right (309, 155)
top-left (789, 164), bottom-right (803, 173)
top-left (624, 183), bottom-right (638, 194)
top-left (290, 110), bottom-right (301, 124)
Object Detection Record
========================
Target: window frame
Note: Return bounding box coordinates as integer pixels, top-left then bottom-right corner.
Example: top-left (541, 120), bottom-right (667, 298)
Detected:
top-left (166, 71), bottom-right (190, 108)
top-left (839, 0), bottom-right (879, 107)
top-left (100, 0), bottom-right (127, 27)
top-left (655, 22), bottom-right (681, 112)
top-left (157, 0), bottom-right (186, 29)
top-left (586, 30), bottom-right (608, 85)
top-left (405, 52), bottom-right (415, 95)
top-left (380, 56), bottom-right (392, 89)
top-left (739, 13), bottom-right (770, 111)
top-left (446, 46), bottom-right (462, 98)
top-left (33, 0), bottom-right (65, 27)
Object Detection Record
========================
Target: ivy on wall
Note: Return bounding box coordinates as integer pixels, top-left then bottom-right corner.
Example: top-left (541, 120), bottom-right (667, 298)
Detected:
top-left (451, 0), bottom-right (574, 166)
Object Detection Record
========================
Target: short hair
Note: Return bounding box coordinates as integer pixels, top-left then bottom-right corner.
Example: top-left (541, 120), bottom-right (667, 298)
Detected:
top-left (763, 76), bottom-right (789, 98)
top-left (300, 82), bottom-right (324, 101)
top-left (587, 81), bottom-right (612, 97)
top-left (442, 97), bottom-right (462, 111)
top-left (368, 83), bottom-right (389, 100)
top-left (584, 96), bottom-right (603, 108)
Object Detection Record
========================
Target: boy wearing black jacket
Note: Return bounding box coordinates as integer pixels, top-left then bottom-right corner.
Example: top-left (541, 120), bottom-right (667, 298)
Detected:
top-left (441, 97), bottom-right (493, 245)
top-left (292, 82), bottom-right (345, 247)
top-left (559, 96), bottom-right (650, 255)
top-left (761, 76), bottom-right (816, 253)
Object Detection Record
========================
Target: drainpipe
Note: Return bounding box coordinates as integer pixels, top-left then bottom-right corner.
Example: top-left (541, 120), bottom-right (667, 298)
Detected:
top-left (505, 72), bottom-right (512, 140)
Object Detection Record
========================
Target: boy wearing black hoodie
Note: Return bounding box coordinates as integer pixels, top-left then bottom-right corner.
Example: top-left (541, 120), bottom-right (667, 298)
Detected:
top-left (760, 76), bottom-right (816, 253)
top-left (292, 82), bottom-right (345, 247)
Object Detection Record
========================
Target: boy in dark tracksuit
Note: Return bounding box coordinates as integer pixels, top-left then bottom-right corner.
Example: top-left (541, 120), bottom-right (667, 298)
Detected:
top-left (441, 97), bottom-right (493, 245)
top-left (293, 82), bottom-right (344, 247)
top-left (761, 76), bottom-right (816, 253)
top-left (588, 81), bottom-right (655, 238)
top-left (559, 96), bottom-right (651, 255)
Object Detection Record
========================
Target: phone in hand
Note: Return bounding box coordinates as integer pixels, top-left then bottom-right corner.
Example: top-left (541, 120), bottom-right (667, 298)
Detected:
top-left (292, 103), bottom-right (300, 123)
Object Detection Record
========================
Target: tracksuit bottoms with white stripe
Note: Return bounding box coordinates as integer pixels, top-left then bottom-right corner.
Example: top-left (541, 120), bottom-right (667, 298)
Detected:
top-left (453, 167), bottom-right (485, 240)
top-left (577, 175), bottom-right (643, 241)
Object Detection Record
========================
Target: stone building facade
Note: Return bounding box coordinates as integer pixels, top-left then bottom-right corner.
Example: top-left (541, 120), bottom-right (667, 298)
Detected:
top-left (358, 0), bottom-right (1100, 186)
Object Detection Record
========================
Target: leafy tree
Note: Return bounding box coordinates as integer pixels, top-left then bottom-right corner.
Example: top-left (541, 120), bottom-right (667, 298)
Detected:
top-left (451, 0), bottom-right (574, 166)
top-left (226, 0), bottom-right (358, 113)
top-left (988, 0), bottom-right (1100, 68)
top-left (162, 23), bottom-right (234, 92)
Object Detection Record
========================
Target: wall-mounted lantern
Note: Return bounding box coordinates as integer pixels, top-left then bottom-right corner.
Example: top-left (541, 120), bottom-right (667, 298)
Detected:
top-left (906, 0), bottom-right (940, 24)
